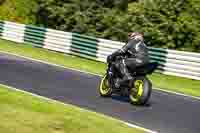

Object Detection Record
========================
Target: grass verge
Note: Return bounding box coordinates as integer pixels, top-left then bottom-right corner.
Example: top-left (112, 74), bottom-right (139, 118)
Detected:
top-left (0, 39), bottom-right (200, 97)
top-left (0, 84), bottom-right (146, 133)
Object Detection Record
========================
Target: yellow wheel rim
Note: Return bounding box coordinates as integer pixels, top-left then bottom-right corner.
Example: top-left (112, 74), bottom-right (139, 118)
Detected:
top-left (130, 80), bottom-right (144, 102)
top-left (100, 75), bottom-right (111, 95)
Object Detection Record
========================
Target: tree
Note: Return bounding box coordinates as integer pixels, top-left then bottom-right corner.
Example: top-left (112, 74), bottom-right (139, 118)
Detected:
top-left (35, 0), bottom-right (200, 52)
top-left (35, 0), bottom-right (128, 41)
top-left (128, 0), bottom-right (200, 52)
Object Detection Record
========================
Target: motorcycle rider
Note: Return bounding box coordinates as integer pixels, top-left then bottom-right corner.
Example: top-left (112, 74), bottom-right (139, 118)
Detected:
top-left (107, 32), bottom-right (149, 88)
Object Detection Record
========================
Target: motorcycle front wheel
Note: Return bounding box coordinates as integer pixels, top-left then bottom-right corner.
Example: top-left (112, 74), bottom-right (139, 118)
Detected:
top-left (99, 74), bottom-right (112, 97)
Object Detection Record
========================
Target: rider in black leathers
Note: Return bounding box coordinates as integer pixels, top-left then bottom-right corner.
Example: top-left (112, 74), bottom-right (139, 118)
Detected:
top-left (107, 32), bottom-right (149, 88)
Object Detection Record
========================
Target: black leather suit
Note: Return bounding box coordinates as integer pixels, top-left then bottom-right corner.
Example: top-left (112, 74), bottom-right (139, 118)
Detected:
top-left (108, 39), bottom-right (149, 86)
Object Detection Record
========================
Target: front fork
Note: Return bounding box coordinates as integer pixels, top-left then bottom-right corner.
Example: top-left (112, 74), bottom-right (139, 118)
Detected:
top-left (107, 66), bottom-right (113, 86)
top-left (107, 63), bottom-right (116, 91)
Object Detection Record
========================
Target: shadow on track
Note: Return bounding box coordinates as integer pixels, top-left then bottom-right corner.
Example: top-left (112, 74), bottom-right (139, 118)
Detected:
top-left (110, 94), bottom-right (152, 107)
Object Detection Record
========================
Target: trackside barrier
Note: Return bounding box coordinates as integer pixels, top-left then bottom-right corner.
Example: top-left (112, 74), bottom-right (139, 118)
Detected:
top-left (0, 20), bottom-right (200, 80)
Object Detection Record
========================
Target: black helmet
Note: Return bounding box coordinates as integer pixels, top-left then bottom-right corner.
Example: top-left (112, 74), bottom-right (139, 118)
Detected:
top-left (128, 32), bottom-right (144, 41)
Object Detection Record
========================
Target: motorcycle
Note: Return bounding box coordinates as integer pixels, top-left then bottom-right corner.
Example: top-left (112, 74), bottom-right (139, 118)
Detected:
top-left (98, 57), bottom-right (158, 105)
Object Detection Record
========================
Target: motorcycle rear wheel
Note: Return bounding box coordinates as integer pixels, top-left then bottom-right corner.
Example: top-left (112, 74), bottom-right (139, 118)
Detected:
top-left (129, 76), bottom-right (152, 105)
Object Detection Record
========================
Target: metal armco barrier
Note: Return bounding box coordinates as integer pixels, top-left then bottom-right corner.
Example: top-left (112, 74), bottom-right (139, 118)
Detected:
top-left (0, 20), bottom-right (200, 80)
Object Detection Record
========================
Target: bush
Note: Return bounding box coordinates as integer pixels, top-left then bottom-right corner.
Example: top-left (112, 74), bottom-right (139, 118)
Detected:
top-left (0, 0), bottom-right (37, 24)
top-left (35, 0), bottom-right (128, 41)
top-left (35, 0), bottom-right (200, 52)
top-left (128, 0), bottom-right (200, 52)
top-left (0, 0), bottom-right (5, 5)
top-left (2, 0), bottom-right (199, 52)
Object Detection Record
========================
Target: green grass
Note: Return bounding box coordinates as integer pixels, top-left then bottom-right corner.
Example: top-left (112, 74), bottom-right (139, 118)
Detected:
top-left (0, 0), bottom-right (37, 24)
top-left (0, 39), bottom-right (107, 75)
top-left (0, 39), bottom-right (200, 98)
top-left (149, 73), bottom-right (200, 97)
top-left (0, 84), bottom-right (145, 133)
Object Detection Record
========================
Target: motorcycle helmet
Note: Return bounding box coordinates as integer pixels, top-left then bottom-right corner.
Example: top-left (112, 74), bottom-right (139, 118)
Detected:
top-left (128, 32), bottom-right (144, 41)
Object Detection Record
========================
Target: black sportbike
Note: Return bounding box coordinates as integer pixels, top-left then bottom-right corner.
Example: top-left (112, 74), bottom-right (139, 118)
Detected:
top-left (99, 57), bottom-right (158, 105)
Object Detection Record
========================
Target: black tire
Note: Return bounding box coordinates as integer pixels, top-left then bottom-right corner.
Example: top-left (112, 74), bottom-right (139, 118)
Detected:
top-left (99, 74), bottom-right (112, 97)
top-left (129, 76), bottom-right (152, 105)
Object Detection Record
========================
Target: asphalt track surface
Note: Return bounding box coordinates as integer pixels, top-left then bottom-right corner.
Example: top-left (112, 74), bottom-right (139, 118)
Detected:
top-left (0, 53), bottom-right (200, 133)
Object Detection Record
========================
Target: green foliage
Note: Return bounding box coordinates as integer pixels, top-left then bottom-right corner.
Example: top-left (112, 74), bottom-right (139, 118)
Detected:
top-left (35, 0), bottom-right (128, 41)
top-left (0, 0), bottom-right (37, 24)
top-left (0, 0), bottom-right (5, 5)
top-left (0, 0), bottom-right (200, 52)
top-left (35, 0), bottom-right (200, 52)
top-left (128, 0), bottom-right (200, 52)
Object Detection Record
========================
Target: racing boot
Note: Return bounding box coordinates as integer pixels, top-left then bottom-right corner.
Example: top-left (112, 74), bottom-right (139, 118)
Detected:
top-left (114, 78), bottom-right (120, 88)
top-left (115, 60), bottom-right (133, 88)
top-left (115, 74), bottom-right (133, 88)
